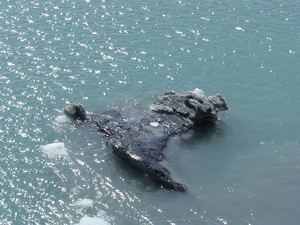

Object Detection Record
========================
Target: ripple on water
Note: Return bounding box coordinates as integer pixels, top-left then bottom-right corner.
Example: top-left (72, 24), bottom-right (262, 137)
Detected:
top-left (0, 0), bottom-right (299, 224)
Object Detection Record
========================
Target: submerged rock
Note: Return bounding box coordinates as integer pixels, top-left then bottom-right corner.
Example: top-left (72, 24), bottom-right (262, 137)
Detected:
top-left (64, 89), bottom-right (229, 192)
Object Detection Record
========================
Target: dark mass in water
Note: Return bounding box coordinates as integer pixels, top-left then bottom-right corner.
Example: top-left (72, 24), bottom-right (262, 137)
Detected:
top-left (64, 89), bottom-right (229, 192)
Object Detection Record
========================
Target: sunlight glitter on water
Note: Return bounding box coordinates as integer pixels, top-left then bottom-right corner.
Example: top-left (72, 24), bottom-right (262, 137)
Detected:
top-left (0, 0), bottom-right (299, 224)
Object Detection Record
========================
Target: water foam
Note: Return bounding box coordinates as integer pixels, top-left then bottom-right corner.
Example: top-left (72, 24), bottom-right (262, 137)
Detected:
top-left (55, 115), bottom-right (69, 123)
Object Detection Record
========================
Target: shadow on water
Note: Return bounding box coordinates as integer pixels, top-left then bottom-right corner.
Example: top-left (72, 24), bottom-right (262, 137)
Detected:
top-left (160, 120), bottom-right (231, 193)
top-left (186, 121), bottom-right (227, 145)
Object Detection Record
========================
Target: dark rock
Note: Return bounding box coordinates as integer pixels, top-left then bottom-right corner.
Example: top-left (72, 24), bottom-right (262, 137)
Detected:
top-left (64, 103), bottom-right (87, 121)
top-left (64, 89), bottom-right (229, 192)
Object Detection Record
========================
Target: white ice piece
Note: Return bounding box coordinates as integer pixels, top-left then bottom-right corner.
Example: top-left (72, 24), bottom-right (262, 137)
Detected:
top-left (78, 217), bottom-right (110, 225)
top-left (74, 199), bottom-right (94, 207)
top-left (150, 122), bottom-right (159, 127)
top-left (193, 88), bottom-right (206, 98)
top-left (41, 142), bottom-right (68, 156)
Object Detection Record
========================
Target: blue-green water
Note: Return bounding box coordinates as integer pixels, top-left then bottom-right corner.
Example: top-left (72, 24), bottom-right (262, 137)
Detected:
top-left (1, 0), bottom-right (299, 224)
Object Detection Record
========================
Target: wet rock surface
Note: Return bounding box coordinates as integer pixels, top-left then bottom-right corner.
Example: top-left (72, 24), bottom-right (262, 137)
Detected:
top-left (64, 89), bottom-right (229, 191)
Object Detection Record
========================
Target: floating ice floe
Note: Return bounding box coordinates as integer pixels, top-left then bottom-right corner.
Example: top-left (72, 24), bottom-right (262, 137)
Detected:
top-left (41, 142), bottom-right (68, 157)
top-left (77, 217), bottom-right (110, 225)
top-left (235, 26), bottom-right (245, 31)
top-left (74, 199), bottom-right (94, 207)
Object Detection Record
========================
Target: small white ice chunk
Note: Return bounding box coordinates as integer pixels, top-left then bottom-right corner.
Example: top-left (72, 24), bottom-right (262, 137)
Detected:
top-left (74, 199), bottom-right (94, 207)
top-left (150, 122), bottom-right (159, 127)
top-left (41, 142), bottom-right (68, 156)
top-left (78, 217), bottom-right (111, 225)
top-left (235, 26), bottom-right (244, 31)
top-left (193, 88), bottom-right (206, 98)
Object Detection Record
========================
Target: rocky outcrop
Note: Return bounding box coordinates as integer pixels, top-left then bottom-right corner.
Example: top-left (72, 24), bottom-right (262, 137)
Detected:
top-left (64, 89), bottom-right (229, 191)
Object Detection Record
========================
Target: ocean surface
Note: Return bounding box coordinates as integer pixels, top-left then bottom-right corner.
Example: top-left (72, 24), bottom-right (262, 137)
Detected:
top-left (0, 0), bottom-right (299, 224)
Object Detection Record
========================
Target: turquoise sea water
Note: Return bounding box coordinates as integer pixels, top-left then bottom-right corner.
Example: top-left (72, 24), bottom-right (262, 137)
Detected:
top-left (0, 0), bottom-right (299, 224)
